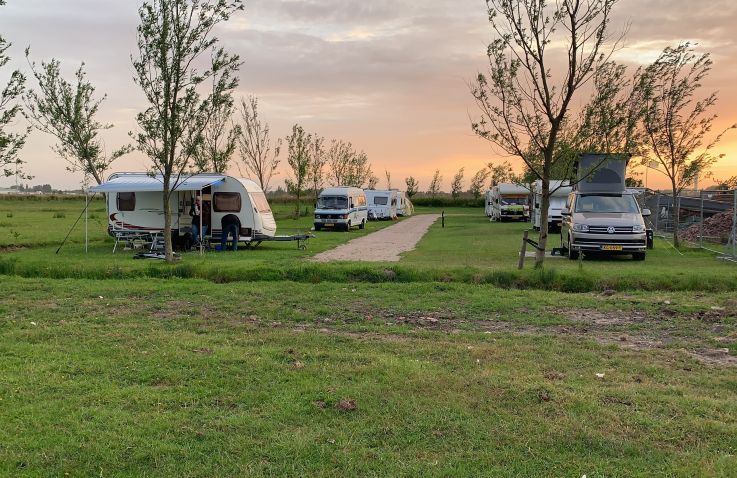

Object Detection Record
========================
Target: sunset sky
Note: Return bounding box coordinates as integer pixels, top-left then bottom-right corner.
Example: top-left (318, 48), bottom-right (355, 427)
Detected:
top-left (1, 0), bottom-right (736, 191)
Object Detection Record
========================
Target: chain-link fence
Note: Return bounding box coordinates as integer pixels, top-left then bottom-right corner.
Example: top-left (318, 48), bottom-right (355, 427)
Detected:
top-left (634, 188), bottom-right (737, 262)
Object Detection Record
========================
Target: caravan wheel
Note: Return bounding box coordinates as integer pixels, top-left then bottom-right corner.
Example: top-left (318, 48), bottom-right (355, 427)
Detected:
top-left (359, 220), bottom-right (365, 230)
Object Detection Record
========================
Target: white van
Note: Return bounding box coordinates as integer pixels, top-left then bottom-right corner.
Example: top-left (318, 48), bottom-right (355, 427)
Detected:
top-left (394, 190), bottom-right (414, 216)
top-left (365, 189), bottom-right (398, 220)
top-left (532, 180), bottom-right (572, 232)
top-left (487, 184), bottom-right (530, 221)
top-left (314, 187), bottom-right (368, 231)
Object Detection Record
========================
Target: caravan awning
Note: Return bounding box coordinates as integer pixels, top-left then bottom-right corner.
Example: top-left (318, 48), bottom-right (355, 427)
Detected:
top-left (90, 174), bottom-right (225, 193)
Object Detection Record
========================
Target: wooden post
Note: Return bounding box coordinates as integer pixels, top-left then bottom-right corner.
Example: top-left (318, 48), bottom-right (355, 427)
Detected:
top-left (518, 230), bottom-right (528, 270)
top-left (441, 210), bottom-right (445, 228)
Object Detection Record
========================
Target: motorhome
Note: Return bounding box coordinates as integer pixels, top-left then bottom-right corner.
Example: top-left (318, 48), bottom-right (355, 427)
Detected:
top-left (92, 173), bottom-right (276, 248)
top-left (394, 190), bottom-right (414, 217)
top-left (561, 154), bottom-right (650, 260)
top-left (487, 183), bottom-right (530, 221)
top-left (532, 180), bottom-right (573, 232)
top-left (314, 187), bottom-right (368, 231)
top-left (365, 189), bottom-right (398, 220)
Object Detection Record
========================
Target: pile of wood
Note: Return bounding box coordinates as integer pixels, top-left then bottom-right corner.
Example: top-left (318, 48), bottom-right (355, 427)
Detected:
top-left (682, 210), bottom-right (735, 243)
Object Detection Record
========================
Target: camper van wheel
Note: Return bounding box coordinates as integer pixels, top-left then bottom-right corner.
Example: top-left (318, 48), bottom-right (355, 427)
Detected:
top-left (632, 252), bottom-right (646, 261)
top-left (345, 221), bottom-right (352, 231)
top-left (314, 223), bottom-right (323, 231)
top-left (567, 238), bottom-right (579, 260)
top-left (359, 220), bottom-right (365, 230)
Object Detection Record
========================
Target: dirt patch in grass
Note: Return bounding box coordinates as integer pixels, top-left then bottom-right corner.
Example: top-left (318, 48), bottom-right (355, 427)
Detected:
top-left (0, 245), bottom-right (27, 253)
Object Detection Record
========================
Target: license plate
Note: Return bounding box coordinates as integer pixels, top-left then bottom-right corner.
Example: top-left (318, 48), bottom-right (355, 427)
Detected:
top-left (601, 245), bottom-right (623, 251)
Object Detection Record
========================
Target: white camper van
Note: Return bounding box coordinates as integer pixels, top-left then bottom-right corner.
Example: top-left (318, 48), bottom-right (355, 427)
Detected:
top-left (314, 187), bottom-right (368, 231)
top-left (532, 180), bottom-right (573, 232)
top-left (92, 173), bottom-right (276, 248)
top-left (365, 190), bottom-right (398, 220)
top-left (487, 184), bottom-right (530, 221)
top-left (394, 190), bottom-right (414, 217)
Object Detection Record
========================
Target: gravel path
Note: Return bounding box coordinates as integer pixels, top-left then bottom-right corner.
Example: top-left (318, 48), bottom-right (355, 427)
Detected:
top-left (311, 214), bottom-right (440, 262)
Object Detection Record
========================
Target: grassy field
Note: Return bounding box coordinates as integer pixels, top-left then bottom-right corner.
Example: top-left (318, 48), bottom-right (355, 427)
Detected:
top-left (1, 196), bottom-right (737, 476)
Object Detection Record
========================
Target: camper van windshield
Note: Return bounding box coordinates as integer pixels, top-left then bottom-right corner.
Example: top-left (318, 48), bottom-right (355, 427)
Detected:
top-left (318, 196), bottom-right (348, 209)
top-left (373, 196), bottom-right (389, 206)
top-left (501, 197), bottom-right (527, 206)
top-left (575, 195), bottom-right (639, 214)
top-left (251, 192), bottom-right (272, 213)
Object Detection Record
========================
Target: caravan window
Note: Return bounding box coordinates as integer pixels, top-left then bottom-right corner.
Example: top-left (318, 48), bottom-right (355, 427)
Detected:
top-left (117, 192), bottom-right (136, 211)
top-left (251, 192), bottom-right (272, 213)
top-left (213, 192), bottom-right (242, 212)
top-left (373, 196), bottom-right (389, 206)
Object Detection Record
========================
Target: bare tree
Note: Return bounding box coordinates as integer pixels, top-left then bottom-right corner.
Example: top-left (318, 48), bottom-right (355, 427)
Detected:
top-left (451, 167), bottom-right (465, 199)
top-left (405, 176), bottom-right (419, 198)
top-left (471, 0), bottom-right (620, 268)
top-left (640, 43), bottom-right (736, 247)
top-left (131, 0), bottom-right (243, 262)
top-left (236, 96), bottom-right (281, 191)
top-left (193, 71), bottom-right (240, 174)
top-left (307, 134), bottom-right (326, 203)
top-left (385, 169), bottom-right (391, 190)
top-left (0, 0), bottom-right (29, 180)
top-left (25, 54), bottom-right (133, 184)
top-left (367, 175), bottom-right (379, 190)
top-left (427, 169), bottom-right (443, 199)
top-left (285, 124), bottom-right (311, 216)
top-left (469, 167), bottom-right (490, 200)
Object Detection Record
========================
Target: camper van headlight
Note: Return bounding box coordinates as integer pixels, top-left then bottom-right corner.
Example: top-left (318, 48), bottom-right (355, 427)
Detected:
top-left (572, 224), bottom-right (589, 232)
top-left (632, 224), bottom-right (646, 233)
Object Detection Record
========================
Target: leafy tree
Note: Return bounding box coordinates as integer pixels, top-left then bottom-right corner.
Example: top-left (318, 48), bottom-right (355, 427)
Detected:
top-left (285, 124), bottom-right (311, 216)
top-left (640, 43), bottom-right (736, 247)
top-left (131, 0), bottom-right (243, 262)
top-left (405, 176), bottom-right (419, 198)
top-left (487, 160), bottom-right (512, 187)
top-left (427, 169), bottom-right (443, 199)
top-left (367, 174), bottom-right (379, 190)
top-left (0, 0), bottom-right (29, 180)
top-left (451, 167), bottom-right (465, 199)
top-left (326, 139), bottom-right (374, 188)
top-left (25, 54), bottom-right (133, 184)
top-left (469, 167), bottom-right (490, 200)
top-left (307, 134), bottom-right (326, 203)
top-left (193, 73), bottom-right (240, 173)
top-left (471, 0), bottom-right (620, 268)
top-left (236, 96), bottom-right (281, 191)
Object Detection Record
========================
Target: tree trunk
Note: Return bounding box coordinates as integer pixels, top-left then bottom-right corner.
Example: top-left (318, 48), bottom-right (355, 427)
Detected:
top-left (535, 177), bottom-right (550, 268)
top-left (163, 177), bottom-right (175, 262)
top-left (295, 189), bottom-right (301, 218)
top-left (671, 179), bottom-right (680, 248)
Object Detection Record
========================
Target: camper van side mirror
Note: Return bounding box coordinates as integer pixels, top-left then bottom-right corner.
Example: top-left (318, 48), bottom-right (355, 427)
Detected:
top-left (561, 208), bottom-right (571, 216)
top-left (641, 208), bottom-right (651, 217)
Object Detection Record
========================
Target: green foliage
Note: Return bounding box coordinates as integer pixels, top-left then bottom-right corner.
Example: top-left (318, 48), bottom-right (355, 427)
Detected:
top-left (285, 124), bottom-right (312, 215)
top-left (427, 169), bottom-right (442, 199)
top-left (236, 96), bottom-right (282, 191)
top-left (0, 1), bottom-right (30, 179)
top-left (450, 167), bottom-right (464, 199)
top-left (405, 176), bottom-right (419, 198)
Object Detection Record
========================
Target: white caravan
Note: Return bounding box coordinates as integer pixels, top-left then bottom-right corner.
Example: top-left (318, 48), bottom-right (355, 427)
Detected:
top-left (394, 190), bottom-right (414, 216)
top-left (487, 183), bottom-right (530, 221)
top-left (314, 187), bottom-right (368, 231)
top-left (92, 173), bottom-right (276, 248)
top-left (532, 180), bottom-right (573, 232)
top-left (365, 189), bottom-right (398, 220)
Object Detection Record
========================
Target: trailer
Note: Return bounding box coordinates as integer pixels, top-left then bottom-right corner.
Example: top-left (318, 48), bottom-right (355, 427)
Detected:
top-left (90, 173), bottom-right (311, 252)
top-left (393, 189), bottom-right (414, 216)
top-left (532, 180), bottom-right (572, 232)
top-left (365, 189), bottom-right (398, 220)
top-left (487, 184), bottom-right (530, 221)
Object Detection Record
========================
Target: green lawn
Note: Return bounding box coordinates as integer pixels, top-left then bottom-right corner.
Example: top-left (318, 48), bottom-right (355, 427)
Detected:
top-left (1, 279), bottom-right (736, 477)
top-left (1, 199), bottom-right (735, 291)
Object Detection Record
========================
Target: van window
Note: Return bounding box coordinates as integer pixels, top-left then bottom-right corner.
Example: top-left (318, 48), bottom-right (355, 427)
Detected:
top-left (356, 195), bottom-right (366, 207)
top-left (575, 194), bottom-right (639, 214)
top-left (373, 196), bottom-right (389, 206)
top-left (213, 192), bottom-right (242, 212)
top-left (117, 192), bottom-right (136, 211)
top-left (318, 196), bottom-right (348, 209)
top-left (250, 192), bottom-right (271, 213)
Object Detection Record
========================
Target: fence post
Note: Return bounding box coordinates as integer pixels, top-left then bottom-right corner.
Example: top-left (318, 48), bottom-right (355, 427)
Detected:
top-left (654, 193), bottom-right (660, 232)
top-left (518, 230), bottom-right (528, 270)
top-left (700, 191), bottom-right (704, 249)
top-left (441, 211), bottom-right (445, 228)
